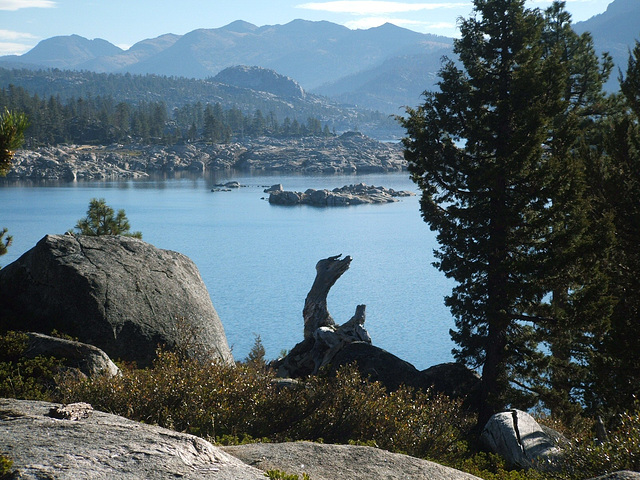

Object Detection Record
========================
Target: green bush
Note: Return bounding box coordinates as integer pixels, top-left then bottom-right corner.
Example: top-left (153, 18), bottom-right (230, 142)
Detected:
top-left (555, 408), bottom-right (640, 479)
top-left (0, 454), bottom-right (14, 477)
top-left (54, 344), bottom-right (640, 480)
top-left (56, 348), bottom-right (472, 462)
top-left (264, 470), bottom-right (311, 480)
top-left (0, 331), bottom-right (62, 400)
top-left (454, 452), bottom-right (545, 480)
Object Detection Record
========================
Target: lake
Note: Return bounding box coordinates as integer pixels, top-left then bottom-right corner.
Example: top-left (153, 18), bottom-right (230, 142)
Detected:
top-left (0, 171), bottom-right (455, 370)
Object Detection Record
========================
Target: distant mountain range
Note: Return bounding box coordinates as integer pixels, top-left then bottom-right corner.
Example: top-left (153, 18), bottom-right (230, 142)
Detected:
top-left (0, 0), bottom-right (638, 113)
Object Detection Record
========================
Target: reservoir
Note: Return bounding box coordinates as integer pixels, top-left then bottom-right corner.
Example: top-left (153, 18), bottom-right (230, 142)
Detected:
top-left (0, 171), bottom-right (455, 370)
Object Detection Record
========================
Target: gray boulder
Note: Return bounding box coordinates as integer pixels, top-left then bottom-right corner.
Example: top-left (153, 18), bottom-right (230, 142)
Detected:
top-left (0, 398), bottom-right (264, 480)
top-left (23, 331), bottom-right (120, 377)
top-left (480, 409), bottom-right (561, 469)
top-left (223, 441), bottom-right (483, 480)
top-left (0, 234), bottom-right (233, 367)
top-left (588, 473), bottom-right (640, 480)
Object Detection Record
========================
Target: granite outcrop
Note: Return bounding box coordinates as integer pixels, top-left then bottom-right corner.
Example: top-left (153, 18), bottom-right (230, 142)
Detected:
top-left (268, 182), bottom-right (415, 206)
top-left (5, 132), bottom-right (404, 181)
top-left (0, 234), bottom-right (233, 367)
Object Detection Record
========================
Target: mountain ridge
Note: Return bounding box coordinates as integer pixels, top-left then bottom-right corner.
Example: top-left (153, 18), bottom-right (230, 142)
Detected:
top-left (0, 19), bottom-right (452, 113)
top-left (1, 1), bottom-right (638, 113)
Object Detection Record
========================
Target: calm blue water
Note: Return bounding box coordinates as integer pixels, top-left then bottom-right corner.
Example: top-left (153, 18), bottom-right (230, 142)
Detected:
top-left (0, 172), bottom-right (455, 369)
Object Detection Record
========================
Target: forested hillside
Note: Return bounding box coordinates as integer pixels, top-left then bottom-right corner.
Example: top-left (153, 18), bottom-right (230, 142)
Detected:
top-left (0, 68), bottom-right (401, 142)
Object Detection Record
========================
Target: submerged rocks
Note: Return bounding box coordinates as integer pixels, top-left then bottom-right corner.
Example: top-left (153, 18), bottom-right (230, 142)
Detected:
top-left (0, 234), bottom-right (233, 367)
top-left (269, 182), bottom-right (415, 206)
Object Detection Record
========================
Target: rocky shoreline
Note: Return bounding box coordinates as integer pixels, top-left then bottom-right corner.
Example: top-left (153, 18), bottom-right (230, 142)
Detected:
top-left (267, 182), bottom-right (415, 206)
top-left (4, 132), bottom-right (405, 181)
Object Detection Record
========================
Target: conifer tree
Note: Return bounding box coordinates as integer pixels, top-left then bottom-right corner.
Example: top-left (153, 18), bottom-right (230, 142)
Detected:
top-left (73, 198), bottom-right (142, 239)
top-left (400, 0), bottom-right (593, 425)
top-left (0, 108), bottom-right (28, 268)
top-left (516, 3), bottom-right (615, 424)
top-left (0, 107), bottom-right (29, 177)
top-left (589, 41), bottom-right (640, 417)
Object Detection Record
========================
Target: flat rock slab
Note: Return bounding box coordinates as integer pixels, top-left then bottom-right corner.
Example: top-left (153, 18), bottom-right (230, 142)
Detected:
top-left (223, 441), bottom-right (483, 480)
top-left (0, 398), bottom-right (265, 480)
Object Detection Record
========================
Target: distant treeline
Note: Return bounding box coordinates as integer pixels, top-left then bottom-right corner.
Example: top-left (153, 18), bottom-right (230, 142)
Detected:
top-left (0, 68), bottom-right (401, 138)
top-left (0, 84), bottom-right (333, 145)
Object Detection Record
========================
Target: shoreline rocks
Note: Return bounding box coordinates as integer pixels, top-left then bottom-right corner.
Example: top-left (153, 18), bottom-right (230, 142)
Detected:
top-left (4, 132), bottom-right (405, 181)
top-left (268, 182), bottom-right (415, 206)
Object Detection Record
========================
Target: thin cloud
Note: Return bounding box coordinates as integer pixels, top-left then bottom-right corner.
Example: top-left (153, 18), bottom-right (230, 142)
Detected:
top-left (0, 29), bottom-right (36, 41)
top-left (0, 42), bottom-right (35, 55)
top-left (297, 1), bottom-right (469, 15)
top-left (345, 16), bottom-right (455, 32)
top-left (0, 0), bottom-right (55, 10)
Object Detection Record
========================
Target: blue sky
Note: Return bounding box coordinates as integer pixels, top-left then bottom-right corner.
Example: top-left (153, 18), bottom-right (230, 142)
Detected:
top-left (1, 0), bottom-right (614, 56)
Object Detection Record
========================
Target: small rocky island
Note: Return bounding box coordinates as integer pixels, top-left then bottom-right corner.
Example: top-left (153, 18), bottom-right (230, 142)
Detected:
top-left (5, 132), bottom-right (405, 181)
top-left (267, 183), bottom-right (415, 206)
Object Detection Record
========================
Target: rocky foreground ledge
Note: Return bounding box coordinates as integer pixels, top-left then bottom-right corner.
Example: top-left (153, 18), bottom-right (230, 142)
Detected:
top-left (5, 132), bottom-right (405, 181)
top-left (0, 398), bottom-right (483, 480)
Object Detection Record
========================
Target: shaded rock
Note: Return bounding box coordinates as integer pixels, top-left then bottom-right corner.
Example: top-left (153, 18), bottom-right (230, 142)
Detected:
top-left (264, 183), bottom-right (283, 193)
top-left (0, 398), bottom-right (264, 480)
top-left (330, 343), bottom-right (481, 406)
top-left (480, 409), bottom-right (561, 469)
top-left (421, 362), bottom-right (482, 408)
top-left (329, 341), bottom-right (424, 391)
top-left (0, 234), bottom-right (233, 367)
top-left (23, 331), bottom-right (120, 378)
top-left (223, 441), bottom-right (483, 480)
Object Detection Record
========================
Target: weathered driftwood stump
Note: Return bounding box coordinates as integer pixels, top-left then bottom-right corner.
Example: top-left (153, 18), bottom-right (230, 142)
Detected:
top-left (274, 254), bottom-right (371, 378)
top-left (303, 254), bottom-right (352, 339)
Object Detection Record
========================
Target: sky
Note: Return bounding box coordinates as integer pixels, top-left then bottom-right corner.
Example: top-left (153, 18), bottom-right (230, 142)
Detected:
top-left (0, 0), bottom-right (615, 56)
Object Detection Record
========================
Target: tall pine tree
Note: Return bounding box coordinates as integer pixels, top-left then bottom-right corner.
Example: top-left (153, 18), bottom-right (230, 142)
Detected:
top-left (518, 3), bottom-right (614, 425)
top-left (400, 0), bottom-right (586, 425)
top-left (590, 41), bottom-right (640, 418)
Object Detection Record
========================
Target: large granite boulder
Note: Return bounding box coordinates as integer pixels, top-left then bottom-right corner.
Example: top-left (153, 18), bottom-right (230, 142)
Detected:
top-left (0, 234), bottom-right (233, 367)
top-left (23, 331), bottom-right (120, 377)
top-left (223, 441), bottom-right (483, 480)
top-left (480, 409), bottom-right (561, 469)
top-left (0, 398), bottom-right (264, 480)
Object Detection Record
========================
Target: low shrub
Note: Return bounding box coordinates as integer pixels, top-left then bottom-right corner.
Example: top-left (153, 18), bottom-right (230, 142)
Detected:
top-left (554, 408), bottom-right (640, 479)
top-left (0, 331), bottom-right (62, 400)
top-left (56, 348), bottom-right (472, 462)
top-left (0, 454), bottom-right (14, 478)
top-left (264, 470), bottom-right (311, 480)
